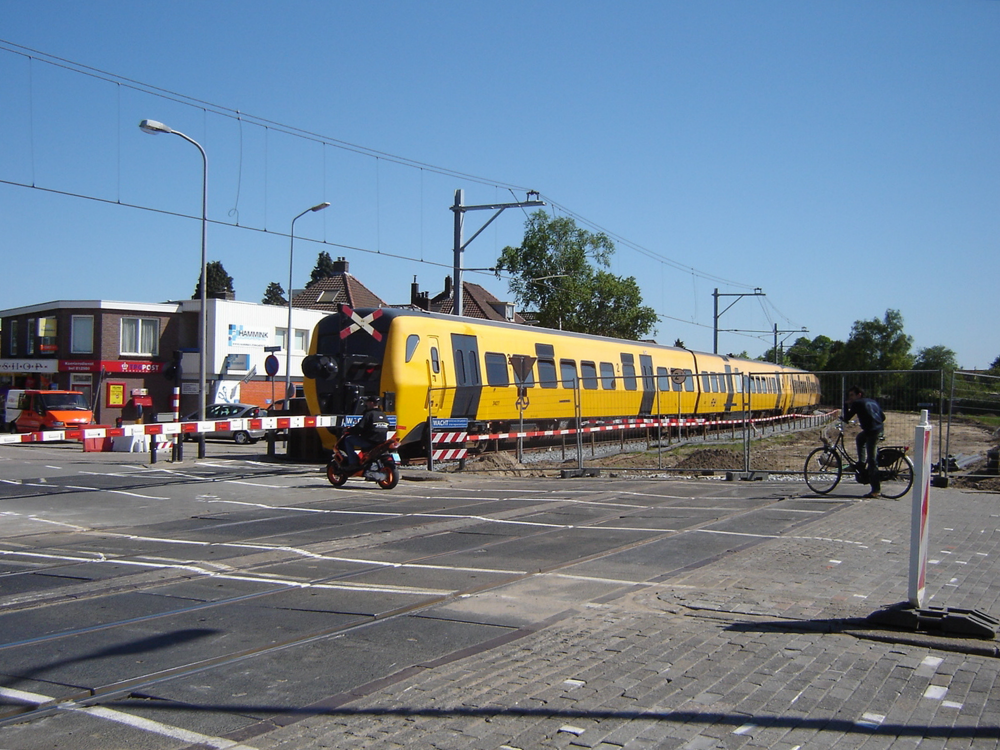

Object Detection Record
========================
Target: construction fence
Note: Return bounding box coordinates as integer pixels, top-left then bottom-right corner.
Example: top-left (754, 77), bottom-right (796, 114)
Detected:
top-left (428, 369), bottom-right (973, 479)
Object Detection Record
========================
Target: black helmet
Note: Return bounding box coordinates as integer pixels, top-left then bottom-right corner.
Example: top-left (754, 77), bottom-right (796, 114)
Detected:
top-left (364, 394), bottom-right (380, 405)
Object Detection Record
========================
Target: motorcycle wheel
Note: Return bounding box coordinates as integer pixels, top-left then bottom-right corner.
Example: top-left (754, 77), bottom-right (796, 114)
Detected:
top-left (326, 462), bottom-right (349, 487)
top-left (376, 462), bottom-right (399, 490)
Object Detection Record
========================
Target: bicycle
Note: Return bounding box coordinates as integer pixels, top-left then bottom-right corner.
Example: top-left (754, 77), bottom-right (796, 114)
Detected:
top-left (803, 420), bottom-right (914, 499)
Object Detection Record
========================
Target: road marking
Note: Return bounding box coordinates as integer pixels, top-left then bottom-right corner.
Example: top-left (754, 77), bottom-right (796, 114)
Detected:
top-left (107, 489), bottom-right (170, 499)
top-left (73, 705), bottom-right (257, 749)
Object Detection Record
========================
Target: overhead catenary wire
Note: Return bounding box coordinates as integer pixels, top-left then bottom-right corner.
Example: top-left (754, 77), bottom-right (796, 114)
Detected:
top-left (0, 38), bottom-right (808, 338)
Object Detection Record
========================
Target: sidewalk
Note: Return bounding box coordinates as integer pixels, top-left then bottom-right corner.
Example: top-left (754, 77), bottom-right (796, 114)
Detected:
top-left (245, 484), bottom-right (1000, 750)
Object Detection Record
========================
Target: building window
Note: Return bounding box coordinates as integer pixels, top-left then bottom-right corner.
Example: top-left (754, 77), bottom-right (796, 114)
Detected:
top-left (26, 318), bottom-right (35, 355)
top-left (294, 329), bottom-right (308, 353)
top-left (276, 328), bottom-right (287, 351)
top-left (121, 317), bottom-right (159, 356)
top-left (71, 316), bottom-right (94, 354)
top-left (9, 319), bottom-right (17, 356)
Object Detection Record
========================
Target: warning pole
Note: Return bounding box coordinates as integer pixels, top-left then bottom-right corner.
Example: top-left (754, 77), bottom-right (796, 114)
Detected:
top-left (908, 410), bottom-right (933, 607)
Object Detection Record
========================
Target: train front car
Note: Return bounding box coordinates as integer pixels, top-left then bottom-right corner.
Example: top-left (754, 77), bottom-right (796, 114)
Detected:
top-left (302, 306), bottom-right (398, 452)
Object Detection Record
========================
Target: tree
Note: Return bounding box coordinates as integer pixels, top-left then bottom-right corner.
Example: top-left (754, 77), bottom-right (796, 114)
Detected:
top-left (496, 211), bottom-right (657, 340)
top-left (785, 335), bottom-right (835, 371)
top-left (307, 251), bottom-right (338, 288)
top-left (262, 282), bottom-right (287, 306)
top-left (989, 355), bottom-right (1000, 375)
top-left (193, 260), bottom-right (234, 299)
top-left (826, 309), bottom-right (914, 372)
top-left (914, 345), bottom-right (958, 374)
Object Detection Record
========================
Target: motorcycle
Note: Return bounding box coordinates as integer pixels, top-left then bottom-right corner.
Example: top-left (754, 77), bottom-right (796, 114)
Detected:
top-left (326, 437), bottom-right (401, 489)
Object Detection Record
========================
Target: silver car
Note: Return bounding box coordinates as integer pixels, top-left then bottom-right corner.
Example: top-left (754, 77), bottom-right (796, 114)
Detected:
top-left (184, 402), bottom-right (266, 444)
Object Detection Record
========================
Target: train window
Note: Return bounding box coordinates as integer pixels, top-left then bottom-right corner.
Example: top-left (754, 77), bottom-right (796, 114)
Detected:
top-left (560, 360), bottom-right (578, 389)
top-left (537, 358), bottom-right (557, 388)
top-left (732, 372), bottom-right (743, 393)
top-left (620, 354), bottom-right (637, 391)
top-left (600, 362), bottom-right (616, 390)
top-left (581, 361), bottom-right (599, 390)
top-left (467, 352), bottom-right (480, 384)
top-left (712, 374), bottom-right (721, 392)
top-left (657, 367), bottom-right (670, 392)
top-left (430, 346), bottom-right (440, 374)
top-left (701, 374), bottom-right (712, 392)
top-left (405, 334), bottom-right (420, 363)
top-left (484, 352), bottom-right (509, 386)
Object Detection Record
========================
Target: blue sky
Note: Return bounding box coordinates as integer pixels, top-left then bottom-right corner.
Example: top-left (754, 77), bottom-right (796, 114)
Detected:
top-left (1, 1), bottom-right (997, 367)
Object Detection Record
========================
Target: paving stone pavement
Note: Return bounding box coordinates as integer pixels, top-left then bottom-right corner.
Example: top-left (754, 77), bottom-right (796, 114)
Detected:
top-left (242, 484), bottom-right (1000, 750)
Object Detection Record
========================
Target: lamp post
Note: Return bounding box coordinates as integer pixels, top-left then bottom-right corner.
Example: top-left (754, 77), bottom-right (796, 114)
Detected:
top-left (287, 202), bottom-right (331, 399)
top-left (139, 119), bottom-right (209, 457)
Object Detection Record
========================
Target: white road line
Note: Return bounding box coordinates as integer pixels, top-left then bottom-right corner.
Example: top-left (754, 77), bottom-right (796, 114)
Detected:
top-left (0, 686), bottom-right (54, 704)
top-left (72, 705), bottom-right (257, 749)
top-left (107, 489), bottom-right (170, 500)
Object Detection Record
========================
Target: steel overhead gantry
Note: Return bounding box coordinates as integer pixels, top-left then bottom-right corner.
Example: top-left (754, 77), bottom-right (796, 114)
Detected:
top-left (451, 189), bottom-right (545, 317)
top-left (713, 287), bottom-right (765, 354)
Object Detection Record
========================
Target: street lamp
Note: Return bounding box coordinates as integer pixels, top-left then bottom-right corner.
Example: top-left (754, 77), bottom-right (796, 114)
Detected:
top-left (139, 119), bottom-right (209, 458)
top-left (287, 202), bottom-right (331, 398)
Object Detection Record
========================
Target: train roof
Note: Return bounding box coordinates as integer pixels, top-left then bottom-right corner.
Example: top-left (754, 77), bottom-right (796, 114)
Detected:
top-left (333, 306), bottom-right (814, 375)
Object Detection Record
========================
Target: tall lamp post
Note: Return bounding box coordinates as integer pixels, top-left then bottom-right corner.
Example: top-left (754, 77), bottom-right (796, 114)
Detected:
top-left (139, 119), bottom-right (209, 457)
top-left (287, 202), bottom-right (331, 398)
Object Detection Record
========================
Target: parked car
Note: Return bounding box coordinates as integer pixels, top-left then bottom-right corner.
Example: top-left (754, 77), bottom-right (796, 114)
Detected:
top-left (184, 402), bottom-right (265, 444)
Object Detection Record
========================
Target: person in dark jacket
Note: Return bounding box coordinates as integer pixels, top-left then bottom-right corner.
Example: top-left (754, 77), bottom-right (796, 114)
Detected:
top-left (843, 386), bottom-right (885, 498)
top-left (340, 395), bottom-right (390, 467)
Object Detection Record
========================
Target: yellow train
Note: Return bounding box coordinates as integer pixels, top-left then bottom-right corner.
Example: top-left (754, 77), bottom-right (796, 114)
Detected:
top-left (302, 306), bottom-right (820, 454)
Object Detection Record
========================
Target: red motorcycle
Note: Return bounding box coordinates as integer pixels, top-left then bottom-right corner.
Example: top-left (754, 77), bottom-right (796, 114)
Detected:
top-left (326, 437), bottom-right (401, 489)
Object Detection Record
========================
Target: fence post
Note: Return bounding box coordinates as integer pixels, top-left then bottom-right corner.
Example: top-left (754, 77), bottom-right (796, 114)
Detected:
top-left (575, 379), bottom-right (583, 470)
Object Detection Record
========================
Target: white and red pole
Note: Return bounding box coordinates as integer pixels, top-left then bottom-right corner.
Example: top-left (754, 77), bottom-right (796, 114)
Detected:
top-left (908, 410), bottom-right (933, 608)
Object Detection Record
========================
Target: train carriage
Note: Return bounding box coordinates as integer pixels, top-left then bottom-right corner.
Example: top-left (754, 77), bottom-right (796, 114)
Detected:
top-left (302, 306), bottom-right (820, 454)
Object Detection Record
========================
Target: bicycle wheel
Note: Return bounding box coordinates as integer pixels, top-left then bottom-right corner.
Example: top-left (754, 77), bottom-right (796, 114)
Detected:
top-left (878, 452), bottom-right (914, 499)
top-left (804, 447), bottom-right (842, 494)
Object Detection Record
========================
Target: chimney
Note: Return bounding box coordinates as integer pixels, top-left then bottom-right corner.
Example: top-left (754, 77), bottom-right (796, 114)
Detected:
top-left (443, 275), bottom-right (452, 298)
top-left (333, 256), bottom-right (349, 274)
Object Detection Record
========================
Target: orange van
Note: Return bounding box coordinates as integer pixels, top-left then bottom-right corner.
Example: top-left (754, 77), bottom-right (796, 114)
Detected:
top-left (4, 390), bottom-right (95, 433)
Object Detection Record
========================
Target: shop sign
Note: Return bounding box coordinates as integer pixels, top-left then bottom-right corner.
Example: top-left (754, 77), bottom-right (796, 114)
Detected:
top-left (228, 324), bottom-right (270, 348)
top-left (59, 360), bottom-right (165, 374)
top-left (0, 359), bottom-right (58, 373)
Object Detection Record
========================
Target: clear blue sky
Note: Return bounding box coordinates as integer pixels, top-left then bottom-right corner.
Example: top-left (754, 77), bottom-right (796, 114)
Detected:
top-left (1, 1), bottom-right (997, 367)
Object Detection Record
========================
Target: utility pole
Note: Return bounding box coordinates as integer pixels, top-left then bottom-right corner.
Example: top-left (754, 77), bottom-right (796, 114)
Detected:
top-left (713, 287), bottom-right (765, 353)
top-left (773, 325), bottom-right (809, 364)
top-left (451, 189), bottom-right (545, 316)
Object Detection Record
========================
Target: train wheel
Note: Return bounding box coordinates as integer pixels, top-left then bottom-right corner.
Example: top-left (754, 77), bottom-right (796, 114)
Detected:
top-left (804, 447), bottom-right (842, 494)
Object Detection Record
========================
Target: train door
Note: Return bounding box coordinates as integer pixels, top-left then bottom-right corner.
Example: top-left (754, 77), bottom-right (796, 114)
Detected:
top-left (639, 354), bottom-right (655, 415)
top-left (426, 334), bottom-right (445, 415)
top-left (450, 333), bottom-right (482, 419)
top-left (723, 364), bottom-right (735, 413)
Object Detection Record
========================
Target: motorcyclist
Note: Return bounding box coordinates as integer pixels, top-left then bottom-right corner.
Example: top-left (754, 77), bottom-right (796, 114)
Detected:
top-left (340, 394), bottom-right (390, 468)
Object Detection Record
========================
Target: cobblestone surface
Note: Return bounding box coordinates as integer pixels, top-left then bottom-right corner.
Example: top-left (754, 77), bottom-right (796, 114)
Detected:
top-left (244, 486), bottom-right (1000, 749)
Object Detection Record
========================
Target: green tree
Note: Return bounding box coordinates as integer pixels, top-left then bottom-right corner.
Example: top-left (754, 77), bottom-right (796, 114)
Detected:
top-left (262, 282), bottom-right (287, 306)
top-left (914, 345), bottom-right (958, 374)
top-left (989, 355), bottom-right (1000, 375)
top-left (496, 211), bottom-right (657, 340)
top-left (827, 309), bottom-right (914, 371)
top-left (193, 260), bottom-right (235, 299)
top-left (784, 335), bottom-right (835, 370)
top-left (307, 251), bottom-right (338, 287)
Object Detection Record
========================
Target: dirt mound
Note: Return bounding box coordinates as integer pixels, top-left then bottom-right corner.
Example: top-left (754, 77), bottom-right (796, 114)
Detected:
top-left (672, 448), bottom-right (746, 472)
top-left (464, 451), bottom-right (547, 477)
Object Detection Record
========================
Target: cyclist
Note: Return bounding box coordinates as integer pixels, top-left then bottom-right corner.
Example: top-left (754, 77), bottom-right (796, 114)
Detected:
top-left (340, 395), bottom-right (390, 468)
top-left (843, 386), bottom-right (885, 498)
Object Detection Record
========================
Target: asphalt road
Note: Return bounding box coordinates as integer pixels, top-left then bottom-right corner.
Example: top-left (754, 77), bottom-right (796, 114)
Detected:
top-left (0, 441), bottom-right (854, 749)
